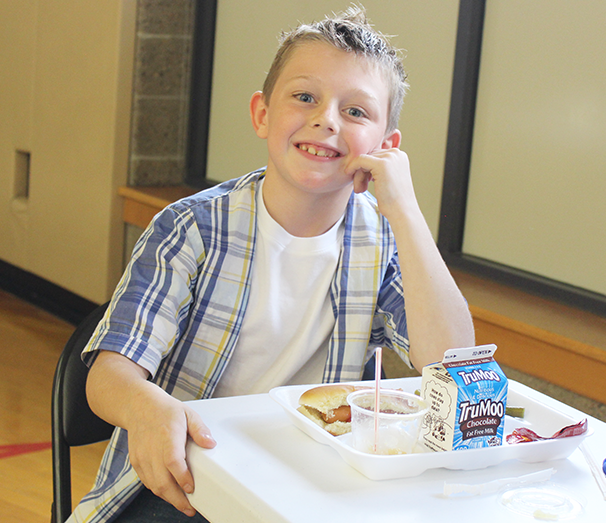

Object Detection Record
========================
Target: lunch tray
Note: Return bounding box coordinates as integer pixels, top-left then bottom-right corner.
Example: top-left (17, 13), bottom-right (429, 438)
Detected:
top-left (269, 378), bottom-right (593, 480)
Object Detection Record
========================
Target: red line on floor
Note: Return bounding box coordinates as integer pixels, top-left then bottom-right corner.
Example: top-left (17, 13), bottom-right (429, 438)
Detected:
top-left (0, 442), bottom-right (52, 459)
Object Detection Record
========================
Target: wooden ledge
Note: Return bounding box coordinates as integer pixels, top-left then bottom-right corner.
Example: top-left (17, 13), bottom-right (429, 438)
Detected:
top-left (118, 185), bottom-right (198, 229)
top-left (453, 269), bottom-right (606, 404)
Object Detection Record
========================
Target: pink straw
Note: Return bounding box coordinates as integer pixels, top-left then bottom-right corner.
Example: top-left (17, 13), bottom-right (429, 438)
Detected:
top-left (374, 346), bottom-right (382, 453)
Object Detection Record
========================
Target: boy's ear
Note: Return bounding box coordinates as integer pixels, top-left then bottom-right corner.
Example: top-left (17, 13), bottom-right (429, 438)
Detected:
top-left (250, 91), bottom-right (269, 139)
top-left (381, 129), bottom-right (402, 150)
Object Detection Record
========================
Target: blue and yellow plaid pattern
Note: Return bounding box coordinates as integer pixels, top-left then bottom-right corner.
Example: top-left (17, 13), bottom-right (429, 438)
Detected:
top-left (70, 168), bottom-right (410, 522)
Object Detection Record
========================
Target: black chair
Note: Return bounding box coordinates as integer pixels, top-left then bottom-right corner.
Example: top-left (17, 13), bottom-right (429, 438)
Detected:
top-left (362, 351), bottom-right (386, 381)
top-left (51, 302), bottom-right (115, 523)
top-left (49, 301), bottom-right (382, 522)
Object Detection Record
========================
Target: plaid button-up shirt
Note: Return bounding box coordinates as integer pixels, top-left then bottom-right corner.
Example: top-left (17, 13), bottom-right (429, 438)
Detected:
top-left (71, 169), bottom-right (410, 522)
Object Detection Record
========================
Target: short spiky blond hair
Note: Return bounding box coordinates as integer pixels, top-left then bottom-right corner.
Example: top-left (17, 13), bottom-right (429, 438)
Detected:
top-left (262, 5), bottom-right (408, 133)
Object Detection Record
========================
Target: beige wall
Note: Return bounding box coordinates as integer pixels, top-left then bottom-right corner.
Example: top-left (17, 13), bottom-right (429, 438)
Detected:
top-left (209, 0), bottom-right (605, 297)
top-left (463, 0), bottom-right (606, 296)
top-left (3, 1), bottom-right (602, 304)
top-left (1, 0), bottom-right (458, 305)
top-left (207, 0), bottom-right (460, 237)
top-left (0, 1), bottom-right (136, 303)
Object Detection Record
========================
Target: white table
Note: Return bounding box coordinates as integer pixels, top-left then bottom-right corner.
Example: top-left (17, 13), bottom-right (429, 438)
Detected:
top-left (186, 378), bottom-right (605, 522)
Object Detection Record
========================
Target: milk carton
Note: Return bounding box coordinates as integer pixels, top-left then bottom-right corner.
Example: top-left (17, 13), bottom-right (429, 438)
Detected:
top-left (420, 344), bottom-right (508, 452)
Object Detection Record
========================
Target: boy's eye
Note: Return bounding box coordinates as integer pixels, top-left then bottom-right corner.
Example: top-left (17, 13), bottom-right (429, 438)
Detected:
top-left (347, 107), bottom-right (366, 118)
top-left (296, 93), bottom-right (314, 103)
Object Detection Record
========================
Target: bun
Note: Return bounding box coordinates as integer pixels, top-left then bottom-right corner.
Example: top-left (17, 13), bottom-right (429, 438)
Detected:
top-left (299, 384), bottom-right (357, 412)
top-left (297, 384), bottom-right (366, 436)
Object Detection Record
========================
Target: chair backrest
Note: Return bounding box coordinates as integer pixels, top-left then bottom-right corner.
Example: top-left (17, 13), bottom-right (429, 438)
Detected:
top-left (362, 352), bottom-right (386, 381)
top-left (51, 301), bottom-right (115, 523)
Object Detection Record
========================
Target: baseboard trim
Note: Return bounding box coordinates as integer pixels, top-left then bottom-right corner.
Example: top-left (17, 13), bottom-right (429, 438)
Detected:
top-left (471, 304), bottom-right (606, 405)
top-left (0, 259), bottom-right (98, 325)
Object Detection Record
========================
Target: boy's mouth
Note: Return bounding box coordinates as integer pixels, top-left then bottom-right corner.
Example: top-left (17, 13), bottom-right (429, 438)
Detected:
top-left (296, 143), bottom-right (341, 158)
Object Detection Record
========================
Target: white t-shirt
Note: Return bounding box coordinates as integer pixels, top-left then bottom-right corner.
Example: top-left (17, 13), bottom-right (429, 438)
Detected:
top-left (213, 180), bottom-right (344, 397)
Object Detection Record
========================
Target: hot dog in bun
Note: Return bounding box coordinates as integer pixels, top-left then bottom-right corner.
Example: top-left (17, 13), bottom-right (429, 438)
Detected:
top-left (297, 384), bottom-right (368, 436)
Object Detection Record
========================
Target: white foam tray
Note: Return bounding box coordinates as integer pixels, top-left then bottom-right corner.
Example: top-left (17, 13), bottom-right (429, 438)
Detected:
top-left (269, 378), bottom-right (593, 480)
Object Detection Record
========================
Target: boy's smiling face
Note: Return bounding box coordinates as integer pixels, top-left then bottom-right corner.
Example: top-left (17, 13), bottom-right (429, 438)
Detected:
top-left (251, 41), bottom-right (400, 201)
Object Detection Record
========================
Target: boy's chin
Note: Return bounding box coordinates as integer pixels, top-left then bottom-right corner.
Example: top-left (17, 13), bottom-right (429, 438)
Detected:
top-left (266, 167), bottom-right (356, 197)
top-left (291, 171), bottom-right (352, 191)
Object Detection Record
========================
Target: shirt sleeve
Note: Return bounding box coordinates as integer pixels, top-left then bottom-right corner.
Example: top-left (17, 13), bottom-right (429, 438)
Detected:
top-left (370, 250), bottom-right (412, 368)
top-left (82, 205), bottom-right (205, 377)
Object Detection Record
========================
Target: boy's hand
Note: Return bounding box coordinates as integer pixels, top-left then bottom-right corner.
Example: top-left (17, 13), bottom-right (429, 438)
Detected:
top-left (87, 350), bottom-right (216, 518)
top-left (126, 387), bottom-right (216, 517)
top-left (345, 147), bottom-right (476, 369)
top-left (347, 148), bottom-right (418, 221)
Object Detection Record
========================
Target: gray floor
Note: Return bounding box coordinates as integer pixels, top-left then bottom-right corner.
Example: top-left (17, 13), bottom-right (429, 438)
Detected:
top-left (499, 364), bottom-right (606, 423)
top-left (382, 349), bottom-right (606, 423)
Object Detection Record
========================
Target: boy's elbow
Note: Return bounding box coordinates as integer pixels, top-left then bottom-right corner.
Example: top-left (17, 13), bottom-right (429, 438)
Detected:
top-left (410, 326), bottom-right (476, 371)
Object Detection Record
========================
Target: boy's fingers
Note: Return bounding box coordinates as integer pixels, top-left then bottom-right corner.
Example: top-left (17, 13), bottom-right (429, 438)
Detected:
top-left (156, 448), bottom-right (198, 516)
top-left (185, 407), bottom-right (217, 449)
top-left (134, 452), bottom-right (196, 517)
top-left (346, 153), bottom-right (373, 175)
top-left (152, 475), bottom-right (197, 517)
top-left (353, 169), bottom-right (372, 194)
top-left (159, 408), bottom-right (215, 516)
top-left (164, 445), bottom-right (193, 491)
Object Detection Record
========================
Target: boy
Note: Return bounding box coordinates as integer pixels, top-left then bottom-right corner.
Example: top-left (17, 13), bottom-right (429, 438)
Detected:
top-left (72, 6), bottom-right (474, 522)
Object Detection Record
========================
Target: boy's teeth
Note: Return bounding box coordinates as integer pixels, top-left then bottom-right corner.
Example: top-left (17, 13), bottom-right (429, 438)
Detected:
top-left (299, 144), bottom-right (337, 157)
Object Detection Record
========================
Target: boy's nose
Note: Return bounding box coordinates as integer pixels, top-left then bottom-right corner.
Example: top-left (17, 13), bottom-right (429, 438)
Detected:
top-left (314, 121), bottom-right (336, 133)
top-left (311, 105), bottom-right (339, 133)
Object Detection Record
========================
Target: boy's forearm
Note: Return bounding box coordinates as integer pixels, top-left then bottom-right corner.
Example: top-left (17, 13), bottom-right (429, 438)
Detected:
top-left (348, 148), bottom-right (474, 367)
top-left (388, 204), bottom-right (475, 370)
top-left (86, 350), bottom-right (160, 429)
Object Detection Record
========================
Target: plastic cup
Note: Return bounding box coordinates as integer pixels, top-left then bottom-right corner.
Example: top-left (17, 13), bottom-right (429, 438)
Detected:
top-left (347, 389), bottom-right (428, 455)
